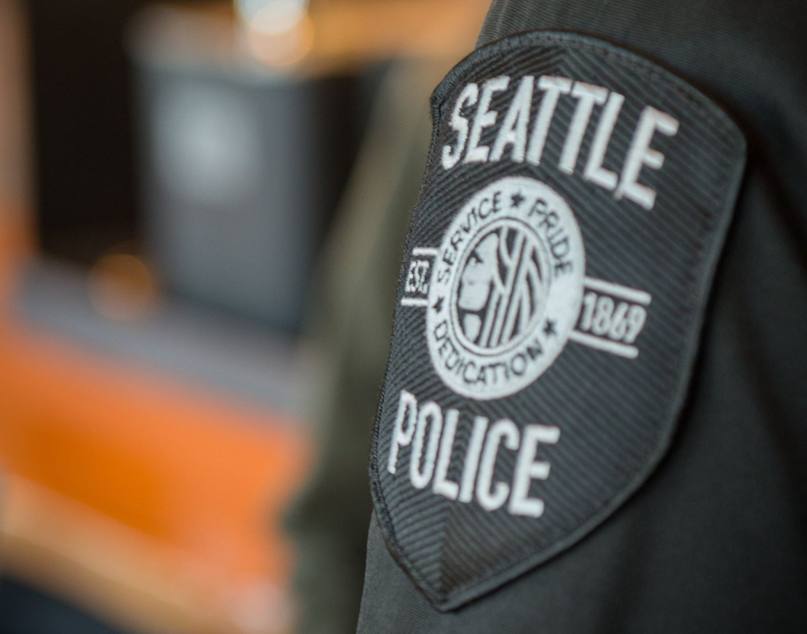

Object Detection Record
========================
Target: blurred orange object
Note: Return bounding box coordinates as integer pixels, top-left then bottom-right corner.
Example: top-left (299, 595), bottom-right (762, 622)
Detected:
top-left (0, 214), bottom-right (312, 634)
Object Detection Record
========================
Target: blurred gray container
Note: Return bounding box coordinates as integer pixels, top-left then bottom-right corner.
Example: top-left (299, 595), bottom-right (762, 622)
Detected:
top-left (130, 7), bottom-right (361, 331)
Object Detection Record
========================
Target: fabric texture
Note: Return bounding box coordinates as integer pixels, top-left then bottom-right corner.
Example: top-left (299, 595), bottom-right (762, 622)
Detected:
top-left (357, 1), bottom-right (807, 632)
top-left (369, 30), bottom-right (746, 611)
top-left (284, 60), bottom-right (446, 634)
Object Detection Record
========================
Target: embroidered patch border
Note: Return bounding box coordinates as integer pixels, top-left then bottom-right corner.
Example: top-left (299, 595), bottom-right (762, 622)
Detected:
top-left (370, 30), bottom-right (746, 611)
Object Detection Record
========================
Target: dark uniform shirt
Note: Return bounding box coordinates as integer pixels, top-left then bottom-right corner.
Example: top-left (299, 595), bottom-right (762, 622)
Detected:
top-left (357, 1), bottom-right (807, 632)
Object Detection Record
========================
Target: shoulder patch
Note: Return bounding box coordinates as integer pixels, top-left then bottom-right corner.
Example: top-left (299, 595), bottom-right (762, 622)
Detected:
top-left (371, 31), bottom-right (746, 610)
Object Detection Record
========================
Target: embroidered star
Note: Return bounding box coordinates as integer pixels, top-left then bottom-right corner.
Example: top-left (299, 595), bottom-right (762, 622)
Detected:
top-left (543, 319), bottom-right (557, 337)
top-left (433, 296), bottom-right (444, 312)
top-left (511, 192), bottom-right (525, 208)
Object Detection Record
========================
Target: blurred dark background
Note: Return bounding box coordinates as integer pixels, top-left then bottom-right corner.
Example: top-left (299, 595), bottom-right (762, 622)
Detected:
top-left (0, 1), bottom-right (486, 633)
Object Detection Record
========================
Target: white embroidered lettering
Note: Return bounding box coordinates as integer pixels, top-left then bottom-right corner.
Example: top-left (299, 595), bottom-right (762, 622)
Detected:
top-left (440, 77), bottom-right (679, 210)
top-left (560, 82), bottom-right (609, 174)
top-left (388, 391), bottom-right (560, 518)
top-left (459, 416), bottom-right (489, 503)
top-left (490, 75), bottom-right (534, 162)
top-left (433, 409), bottom-right (461, 499)
top-left (526, 75), bottom-right (573, 165)
top-left (442, 83), bottom-right (479, 169)
top-left (476, 419), bottom-right (519, 511)
top-left (615, 106), bottom-right (680, 210)
top-left (409, 401), bottom-right (444, 489)
top-left (509, 425), bottom-right (560, 517)
top-left (465, 76), bottom-right (511, 163)
top-left (583, 91), bottom-right (625, 190)
top-left (388, 390), bottom-right (417, 474)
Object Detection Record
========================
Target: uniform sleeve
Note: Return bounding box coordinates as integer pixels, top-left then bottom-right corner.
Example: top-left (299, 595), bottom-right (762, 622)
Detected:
top-left (356, 1), bottom-right (807, 633)
top-left (283, 60), bottom-right (445, 634)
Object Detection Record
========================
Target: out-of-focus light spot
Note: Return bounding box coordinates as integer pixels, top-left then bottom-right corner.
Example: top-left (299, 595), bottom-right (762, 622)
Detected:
top-left (88, 253), bottom-right (158, 321)
top-left (246, 1), bottom-right (314, 67)
top-left (228, 582), bottom-right (294, 633)
top-left (154, 85), bottom-right (261, 206)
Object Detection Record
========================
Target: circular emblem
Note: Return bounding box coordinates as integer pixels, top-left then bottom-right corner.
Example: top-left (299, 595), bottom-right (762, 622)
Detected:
top-left (426, 176), bottom-right (585, 400)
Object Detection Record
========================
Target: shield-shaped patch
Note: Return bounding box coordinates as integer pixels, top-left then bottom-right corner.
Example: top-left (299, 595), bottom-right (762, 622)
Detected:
top-left (370, 31), bottom-right (746, 611)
